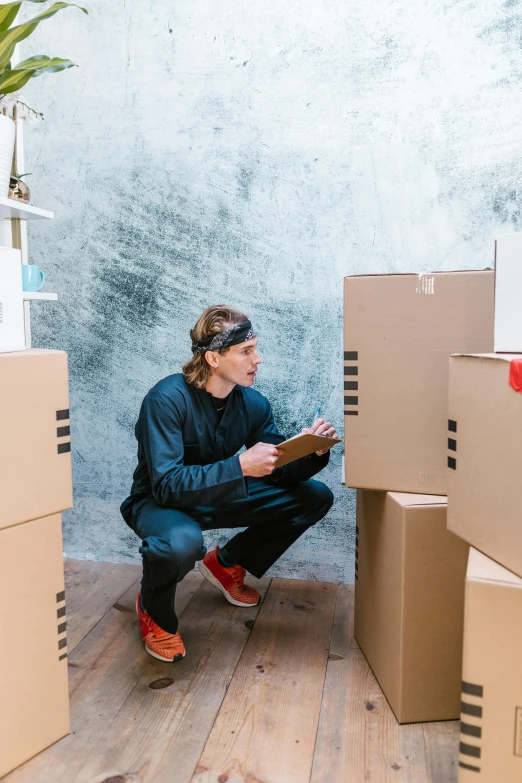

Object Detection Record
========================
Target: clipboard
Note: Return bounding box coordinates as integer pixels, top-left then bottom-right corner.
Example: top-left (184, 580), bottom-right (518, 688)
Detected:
top-left (274, 432), bottom-right (342, 468)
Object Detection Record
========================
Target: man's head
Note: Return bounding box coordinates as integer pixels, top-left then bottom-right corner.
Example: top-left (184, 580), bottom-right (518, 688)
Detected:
top-left (182, 305), bottom-right (262, 390)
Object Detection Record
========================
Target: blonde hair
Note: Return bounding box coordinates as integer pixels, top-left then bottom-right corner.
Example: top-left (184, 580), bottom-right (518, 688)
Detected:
top-left (182, 305), bottom-right (249, 389)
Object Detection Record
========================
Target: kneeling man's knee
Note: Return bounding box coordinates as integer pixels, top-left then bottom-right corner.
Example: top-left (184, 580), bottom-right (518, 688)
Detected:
top-left (312, 481), bottom-right (334, 512)
top-left (141, 525), bottom-right (204, 566)
top-left (293, 479), bottom-right (334, 526)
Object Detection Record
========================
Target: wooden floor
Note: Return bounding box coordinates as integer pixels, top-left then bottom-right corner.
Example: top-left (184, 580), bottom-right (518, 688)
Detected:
top-left (4, 560), bottom-right (459, 783)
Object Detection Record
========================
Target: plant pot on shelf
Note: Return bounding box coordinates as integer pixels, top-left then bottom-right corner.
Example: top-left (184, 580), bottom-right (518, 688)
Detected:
top-left (9, 177), bottom-right (30, 203)
top-left (0, 114), bottom-right (15, 197)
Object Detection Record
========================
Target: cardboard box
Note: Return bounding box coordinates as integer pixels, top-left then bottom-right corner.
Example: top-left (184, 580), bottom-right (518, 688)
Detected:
top-left (0, 247), bottom-right (25, 353)
top-left (494, 232), bottom-right (522, 353)
top-left (0, 514), bottom-right (70, 777)
top-left (354, 490), bottom-right (469, 723)
top-left (0, 349), bottom-right (73, 530)
top-left (343, 271), bottom-right (494, 494)
top-left (447, 352), bottom-right (522, 577)
top-left (458, 548), bottom-right (522, 781)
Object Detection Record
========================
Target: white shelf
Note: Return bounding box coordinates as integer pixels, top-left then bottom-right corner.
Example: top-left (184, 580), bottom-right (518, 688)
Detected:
top-left (0, 196), bottom-right (53, 220)
top-left (23, 292), bottom-right (58, 301)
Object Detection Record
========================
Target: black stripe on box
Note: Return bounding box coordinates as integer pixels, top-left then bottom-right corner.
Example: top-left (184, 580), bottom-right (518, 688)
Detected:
top-left (56, 591), bottom-right (65, 603)
top-left (344, 381), bottom-right (358, 390)
top-left (57, 606), bottom-right (66, 619)
top-left (56, 409), bottom-right (70, 421)
top-left (57, 425), bottom-right (70, 437)
top-left (356, 537), bottom-right (359, 548)
top-left (344, 351), bottom-right (358, 361)
top-left (344, 396), bottom-right (358, 406)
top-left (345, 411), bottom-right (358, 416)
top-left (461, 722), bottom-right (482, 738)
top-left (58, 442), bottom-right (71, 454)
top-left (462, 702), bottom-right (483, 718)
top-left (58, 638), bottom-right (67, 650)
top-left (356, 526), bottom-right (359, 534)
top-left (460, 742), bottom-right (481, 759)
top-left (58, 622), bottom-right (67, 634)
top-left (355, 562), bottom-right (358, 572)
top-left (448, 457), bottom-right (457, 470)
top-left (355, 573), bottom-right (358, 580)
top-left (344, 367), bottom-right (358, 376)
top-left (448, 419), bottom-right (457, 433)
top-left (59, 653), bottom-right (68, 661)
top-left (459, 762), bottom-right (480, 773)
top-left (462, 682), bottom-right (484, 698)
top-left (448, 438), bottom-right (457, 452)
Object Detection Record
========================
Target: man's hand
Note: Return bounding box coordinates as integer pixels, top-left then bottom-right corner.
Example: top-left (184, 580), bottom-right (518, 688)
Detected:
top-left (301, 418), bottom-right (339, 456)
top-left (239, 442), bottom-right (284, 477)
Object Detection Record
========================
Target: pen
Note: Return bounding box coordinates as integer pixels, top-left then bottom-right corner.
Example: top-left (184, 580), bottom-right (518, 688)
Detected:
top-left (313, 407), bottom-right (321, 425)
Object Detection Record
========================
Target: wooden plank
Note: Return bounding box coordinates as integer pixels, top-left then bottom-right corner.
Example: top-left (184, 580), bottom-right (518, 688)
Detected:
top-left (65, 560), bottom-right (142, 651)
top-left (72, 575), bottom-right (271, 783)
top-left (423, 720), bottom-right (459, 783)
top-left (64, 558), bottom-right (113, 605)
top-left (311, 584), bottom-right (430, 783)
top-left (4, 569), bottom-right (204, 783)
top-left (192, 579), bottom-right (338, 783)
top-left (333, 583), bottom-right (359, 649)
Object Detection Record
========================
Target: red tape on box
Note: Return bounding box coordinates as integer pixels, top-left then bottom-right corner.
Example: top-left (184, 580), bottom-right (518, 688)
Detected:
top-left (509, 359), bottom-right (522, 392)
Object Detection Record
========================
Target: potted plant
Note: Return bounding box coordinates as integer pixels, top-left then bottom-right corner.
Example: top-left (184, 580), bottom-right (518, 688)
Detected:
top-left (0, 0), bottom-right (87, 197)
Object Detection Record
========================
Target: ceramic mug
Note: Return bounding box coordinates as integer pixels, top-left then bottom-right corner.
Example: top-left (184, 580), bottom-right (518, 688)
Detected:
top-left (22, 264), bottom-right (45, 292)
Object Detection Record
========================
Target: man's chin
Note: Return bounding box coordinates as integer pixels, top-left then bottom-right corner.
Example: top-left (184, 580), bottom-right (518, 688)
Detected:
top-left (237, 373), bottom-right (257, 387)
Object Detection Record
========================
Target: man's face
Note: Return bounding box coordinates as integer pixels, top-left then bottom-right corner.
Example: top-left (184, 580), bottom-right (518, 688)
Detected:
top-left (206, 337), bottom-right (262, 387)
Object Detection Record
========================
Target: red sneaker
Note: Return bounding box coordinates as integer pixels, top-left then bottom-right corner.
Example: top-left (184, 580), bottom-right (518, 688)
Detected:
top-left (199, 547), bottom-right (260, 607)
top-left (136, 594), bottom-right (185, 662)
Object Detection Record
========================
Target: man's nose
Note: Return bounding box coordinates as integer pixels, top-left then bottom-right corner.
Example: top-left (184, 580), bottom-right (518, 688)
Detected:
top-left (255, 352), bottom-right (262, 365)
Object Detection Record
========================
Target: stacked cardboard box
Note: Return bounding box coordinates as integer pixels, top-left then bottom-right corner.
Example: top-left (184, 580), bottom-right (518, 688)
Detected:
top-left (344, 270), bottom-right (495, 724)
top-left (0, 349), bottom-right (73, 778)
top-left (447, 232), bottom-right (522, 781)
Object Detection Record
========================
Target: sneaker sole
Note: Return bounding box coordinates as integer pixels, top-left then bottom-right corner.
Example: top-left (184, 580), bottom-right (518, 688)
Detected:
top-left (144, 645), bottom-right (185, 663)
top-left (198, 560), bottom-right (260, 607)
top-left (136, 596), bottom-right (185, 662)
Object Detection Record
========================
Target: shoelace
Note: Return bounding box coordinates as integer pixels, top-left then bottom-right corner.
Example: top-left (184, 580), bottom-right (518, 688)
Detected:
top-left (142, 609), bottom-right (176, 641)
top-left (227, 565), bottom-right (247, 591)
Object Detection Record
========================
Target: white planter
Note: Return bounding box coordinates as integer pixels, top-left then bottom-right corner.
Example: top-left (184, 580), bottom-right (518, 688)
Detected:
top-left (0, 114), bottom-right (15, 197)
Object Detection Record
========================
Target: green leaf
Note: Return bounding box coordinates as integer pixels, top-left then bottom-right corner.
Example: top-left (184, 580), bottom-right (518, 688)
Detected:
top-left (0, 3), bottom-right (88, 70)
top-left (0, 1), bottom-right (51, 35)
top-left (0, 54), bottom-right (75, 92)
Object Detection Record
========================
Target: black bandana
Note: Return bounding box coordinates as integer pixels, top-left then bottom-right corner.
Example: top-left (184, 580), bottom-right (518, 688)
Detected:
top-left (191, 320), bottom-right (256, 353)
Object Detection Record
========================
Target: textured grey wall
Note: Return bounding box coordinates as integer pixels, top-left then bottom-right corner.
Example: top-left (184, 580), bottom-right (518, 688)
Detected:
top-left (24, 0), bottom-right (522, 582)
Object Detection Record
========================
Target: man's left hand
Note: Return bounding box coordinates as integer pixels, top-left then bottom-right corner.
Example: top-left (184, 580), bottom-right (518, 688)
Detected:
top-left (301, 418), bottom-right (339, 456)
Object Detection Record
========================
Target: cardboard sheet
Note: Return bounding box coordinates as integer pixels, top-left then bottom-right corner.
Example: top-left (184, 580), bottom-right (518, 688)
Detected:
top-left (0, 247), bottom-right (25, 353)
top-left (494, 232), bottom-right (522, 353)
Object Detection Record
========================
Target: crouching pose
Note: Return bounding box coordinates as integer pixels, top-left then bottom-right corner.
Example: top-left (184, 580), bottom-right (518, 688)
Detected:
top-left (120, 305), bottom-right (337, 662)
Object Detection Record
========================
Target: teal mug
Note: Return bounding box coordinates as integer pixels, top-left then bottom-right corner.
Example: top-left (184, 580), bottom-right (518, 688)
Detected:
top-left (22, 264), bottom-right (45, 292)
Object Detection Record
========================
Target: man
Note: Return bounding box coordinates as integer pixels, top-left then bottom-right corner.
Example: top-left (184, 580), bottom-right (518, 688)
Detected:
top-left (121, 305), bottom-right (337, 662)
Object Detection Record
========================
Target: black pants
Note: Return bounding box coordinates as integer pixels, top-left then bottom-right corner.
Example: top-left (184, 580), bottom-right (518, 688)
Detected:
top-left (122, 477), bottom-right (334, 634)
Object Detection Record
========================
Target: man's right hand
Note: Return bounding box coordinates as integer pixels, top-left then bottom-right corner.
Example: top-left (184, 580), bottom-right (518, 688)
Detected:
top-left (239, 442), bottom-right (284, 477)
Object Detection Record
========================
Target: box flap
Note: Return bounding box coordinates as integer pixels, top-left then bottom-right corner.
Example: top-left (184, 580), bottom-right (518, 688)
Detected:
top-left (451, 353), bottom-right (520, 363)
top-left (389, 492), bottom-right (447, 508)
top-left (345, 270), bottom-right (492, 280)
top-left (466, 548), bottom-right (522, 588)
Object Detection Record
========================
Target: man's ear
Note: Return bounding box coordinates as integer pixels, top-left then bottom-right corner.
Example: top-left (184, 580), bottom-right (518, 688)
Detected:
top-left (204, 351), bottom-right (220, 369)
